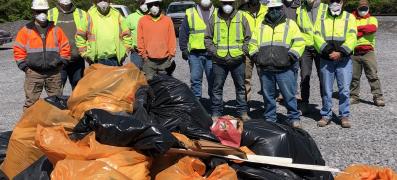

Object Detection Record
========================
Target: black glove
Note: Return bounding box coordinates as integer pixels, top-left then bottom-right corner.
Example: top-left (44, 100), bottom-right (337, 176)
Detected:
top-left (182, 50), bottom-right (189, 60)
top-left (322, 44), bottom-right (333, 56)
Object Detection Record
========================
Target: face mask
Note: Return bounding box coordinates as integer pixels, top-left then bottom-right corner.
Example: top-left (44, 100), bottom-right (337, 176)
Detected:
top-left (200, 0), bottom-right (212, 8)
top-left (58, 0), bottom-right (72, 5)
top-left (35, 13), bottom-right (47, 23)
top-left (222, 4), bottom-right (233, 14)
top-left (306, 0), bottom-right (315, 4)
top-left (267, 8), bottom-right (283, 22)
top-left (140, 4), bottom-right (148, 13)
top-left (329, 2), bottom-right (342, 16)
top-left (150, 5), bottom-right (160, 16)
top-left (286, 0), bottom-right (293, 2)
top-left (97, 1), bottom-right (110, 13)
top-left (358, 10), bottom-right (369, 17)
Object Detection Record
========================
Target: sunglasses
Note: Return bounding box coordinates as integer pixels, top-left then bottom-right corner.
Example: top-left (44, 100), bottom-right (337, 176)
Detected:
top-left (358, 6), bottom-right (369, 11)
top-left (330, 0), bottom-right (342, 3)
top-left (147, 2), bottom-right (160, 8)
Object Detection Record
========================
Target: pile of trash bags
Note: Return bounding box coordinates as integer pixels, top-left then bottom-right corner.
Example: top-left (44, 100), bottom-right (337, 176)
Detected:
top-left (0, 64), bottom-right (339, 180)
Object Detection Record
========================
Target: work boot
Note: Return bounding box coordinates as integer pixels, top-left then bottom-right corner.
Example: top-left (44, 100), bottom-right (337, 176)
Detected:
top-left (350, 97), bottom-right (360, 105)
top-left (317, 117), bottom-right (330, 127)
top-left (291, 120), bottom-right (302, 129)
top-left (300, 102), bottom-right (311, 115)
top-left (374, 97), bottom-right (386, 107)
top-left (240, 112), bottom-right (251, 122)
top-left (340, 117), bottom-right (351, 128)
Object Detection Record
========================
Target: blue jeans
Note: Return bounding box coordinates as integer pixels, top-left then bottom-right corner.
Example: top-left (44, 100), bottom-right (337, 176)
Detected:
top-left (98, 57), bottom-right (120, 66)
top-left (320, 57), bottom-right (353, 119)
top-left (130, 51), bottom-right (143, 69)
top-left (259, 68), bottom-right (300, 123)
top-left (212, 62), bottom-right (247, 116)
top-left (188, 52), bottom-right (213, 99)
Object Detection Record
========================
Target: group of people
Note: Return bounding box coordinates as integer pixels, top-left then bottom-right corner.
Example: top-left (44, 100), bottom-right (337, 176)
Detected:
top-left (13, 0), bottom-right (385, 129)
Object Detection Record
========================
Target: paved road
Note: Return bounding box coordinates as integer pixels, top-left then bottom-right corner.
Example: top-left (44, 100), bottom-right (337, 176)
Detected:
top-left (0, 18), bottom-right (396, 170)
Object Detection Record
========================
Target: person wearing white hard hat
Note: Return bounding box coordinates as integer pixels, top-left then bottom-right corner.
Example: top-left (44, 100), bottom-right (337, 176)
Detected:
top-left (126, 0), bottom-right (149, 69)
top-left (204, 0), bottom-right (252, 121)
top-left (179, 0), bottom-right (215, 101)
top-left (248, 0), bottom-right (305, 128)
top-left (137, 0), bottom-right (177, 80)
top-left (14, 0), bottom-right (71, 110)
top-left (47, 0), bottom-right (88, 91)
top-left (75, 0), bottom-right (133, 66)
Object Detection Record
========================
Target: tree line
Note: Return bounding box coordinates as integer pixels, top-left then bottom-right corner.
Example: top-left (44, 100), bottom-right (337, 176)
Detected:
top-left (0, 0), bottom-right (396, 23)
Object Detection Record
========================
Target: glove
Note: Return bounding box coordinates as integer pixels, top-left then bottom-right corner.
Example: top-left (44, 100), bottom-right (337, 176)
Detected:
top-left (182, 50), bottom-right (189, 60)
top-left (322, 44), bottom-right (333, 56)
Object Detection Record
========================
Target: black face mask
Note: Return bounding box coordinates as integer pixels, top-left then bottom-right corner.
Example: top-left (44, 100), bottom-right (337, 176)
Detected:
top-left (267, 7), bottom-right (283, 22)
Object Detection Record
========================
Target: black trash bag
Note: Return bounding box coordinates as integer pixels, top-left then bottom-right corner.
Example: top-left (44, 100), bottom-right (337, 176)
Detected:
top-left (0, 170), bottom-right (8, 180)
top-left (205, 157), bottom-right (302, 180)
top-left (148, 75), bottom-right (218, 142)
top-left (241, 120), bottom-right (333, 180)
top-left (13, 156), bottom-right (52, 180)
top-left (44, 96), bottom-right (69, 110)
top-left (0, 131), bottom-right (12, 164)
top-left (76, 109), bottom-right (178, 157)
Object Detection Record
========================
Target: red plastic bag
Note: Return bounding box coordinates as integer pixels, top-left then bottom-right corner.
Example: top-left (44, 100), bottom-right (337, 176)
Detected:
top-left (211, 116), bottom-right (242, 148)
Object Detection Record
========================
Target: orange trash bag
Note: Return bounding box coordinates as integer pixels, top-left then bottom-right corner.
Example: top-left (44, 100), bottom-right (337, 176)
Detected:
top-left (67, 63), bottom-right (148, 119)
top-left (335, 164), bottom-right (397, 180)
top-left (155, 156), bottom-right (237, 180)
top-left (0, 100), bottom-right (78, 179)
top-left (51, 160), bottom-right (130, 180)
top-left (35, 125), bottom-right (129, 164)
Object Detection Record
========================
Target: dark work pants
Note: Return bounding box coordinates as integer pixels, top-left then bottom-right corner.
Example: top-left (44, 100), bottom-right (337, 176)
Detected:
top-left (300, 47), bottom-right (322, 104)
top-left (61, 56), bottom-right (85, 90)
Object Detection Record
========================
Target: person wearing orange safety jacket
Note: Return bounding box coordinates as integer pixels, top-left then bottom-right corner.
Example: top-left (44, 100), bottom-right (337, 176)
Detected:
top-left (14, 0), bottom-right (71, 110)
top-left (75, 0), bottom-right (133, 66)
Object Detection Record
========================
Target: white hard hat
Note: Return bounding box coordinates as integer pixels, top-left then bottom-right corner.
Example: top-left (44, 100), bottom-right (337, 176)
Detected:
top-left (220, 0), bottom-right (235, 2)
top-left (32, 0), bottom-right (50, 10)
top-left (145, 0), bottom-right (162, 4)
top-left (267, 0), bottom-right (283, 7)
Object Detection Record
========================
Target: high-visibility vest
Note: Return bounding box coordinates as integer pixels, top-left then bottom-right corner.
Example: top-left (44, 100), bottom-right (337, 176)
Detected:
top-left (48, 7), bottom-right (88, 29)
top-left (296, 3), bottom-right (327, 47)
top-left (213, 10), bottom-right (245, 58)
top-left (14, 22), bottom-right (71, 71)
top-left (75, 6), bottom-right (132, 63)
top-left (126, 10), bottom-right (144, 48)
top-left (249, 19), bottom-right (305, 67)
top-left (313, 10), bottom-right (357, 55)
top-left (356, 16), bottom-right (377, 48)
top-left (186, 7), bottom-right (215, 51)
top-left (242, 4), bottom-right (268, 32)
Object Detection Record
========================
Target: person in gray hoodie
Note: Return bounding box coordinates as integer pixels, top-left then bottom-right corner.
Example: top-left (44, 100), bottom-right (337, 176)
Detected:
top-left (204, 0), bottom-right (251, 121)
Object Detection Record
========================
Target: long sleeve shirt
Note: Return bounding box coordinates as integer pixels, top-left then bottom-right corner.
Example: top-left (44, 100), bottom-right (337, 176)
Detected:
top-left (137, 14), bottom-right (176, 59)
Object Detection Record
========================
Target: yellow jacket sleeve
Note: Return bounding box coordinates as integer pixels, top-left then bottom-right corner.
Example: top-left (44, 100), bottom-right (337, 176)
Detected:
top-left (289, 21), bottom-right (306, 59)
top-left (120, 16), bottom-right (133, 52)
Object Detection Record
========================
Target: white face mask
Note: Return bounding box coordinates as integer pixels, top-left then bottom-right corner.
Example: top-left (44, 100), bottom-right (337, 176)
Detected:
top-left (140, 4), bottom-right (148, 13)
top-left (150, 5), bottom-right (160, 16)
top-left (358, 9), bottom-right (369, 17)
top-left (222, 4), bottom-right (233, 14)
top-left (58, 0), bottom-right (72, 5)
top-left (286, 0), bottom-right (293, 2)
top-left (329, 2), bottom-right (342, 16)
top-left (200, 0), bottom-right (212, 8)
top-left (306, 0), bottom-right (315, 4)
top-left (35, 13), bottom-right (47, 23)
top-left (244, 0), bottom-right (249, 3)
top-left (97, 1), bottom-right (110, 13)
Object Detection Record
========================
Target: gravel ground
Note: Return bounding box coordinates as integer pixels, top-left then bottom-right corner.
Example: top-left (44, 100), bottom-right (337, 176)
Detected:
top-left (0, 17), bottom-right (396, 171)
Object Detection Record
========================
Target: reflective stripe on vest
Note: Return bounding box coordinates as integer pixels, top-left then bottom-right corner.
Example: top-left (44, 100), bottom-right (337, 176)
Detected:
top-left (186, 8), bottom-right (208, 51)
top-left (25, 27), bottom-right (60, 53)
top-left (188, 8), bottom-right (206, 34)
top-left (259, 19), bottom-right (291, 48)
top-left (214, 11), bottom-right (244, 57)
top-left (320, 10), bottom-right (350, 41)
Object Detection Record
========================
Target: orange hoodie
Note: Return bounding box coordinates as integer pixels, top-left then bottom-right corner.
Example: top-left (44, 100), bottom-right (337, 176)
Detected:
top-left (137, 14), bottom-right (176, 59)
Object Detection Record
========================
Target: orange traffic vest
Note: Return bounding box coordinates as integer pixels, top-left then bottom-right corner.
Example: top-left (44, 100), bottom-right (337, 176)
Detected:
top-left (13, 21), bottom-right (71, 72)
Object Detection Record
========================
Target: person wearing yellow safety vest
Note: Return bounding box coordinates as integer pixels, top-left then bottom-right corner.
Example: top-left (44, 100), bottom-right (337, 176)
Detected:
top-left (75, 0), bottom-right (132, 66)
top-left (239, 0), bottom-right (268, 103)
top-left (313, 0), bottom-right (357, 128)
top-left (179, 0), bottom-right (215, 100)
top-left (204, 0), bottom-right (252, 121)
top-left (126, 0), bottom-right (149, 69)
top-left (48, 0), bottom-right (87, 90)
top-left (350, 0), bottom-right (385, 107)
top-left (248, 0), bottom-right (305, 128)
top-left (295, 0), bottom-right (326, 115)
